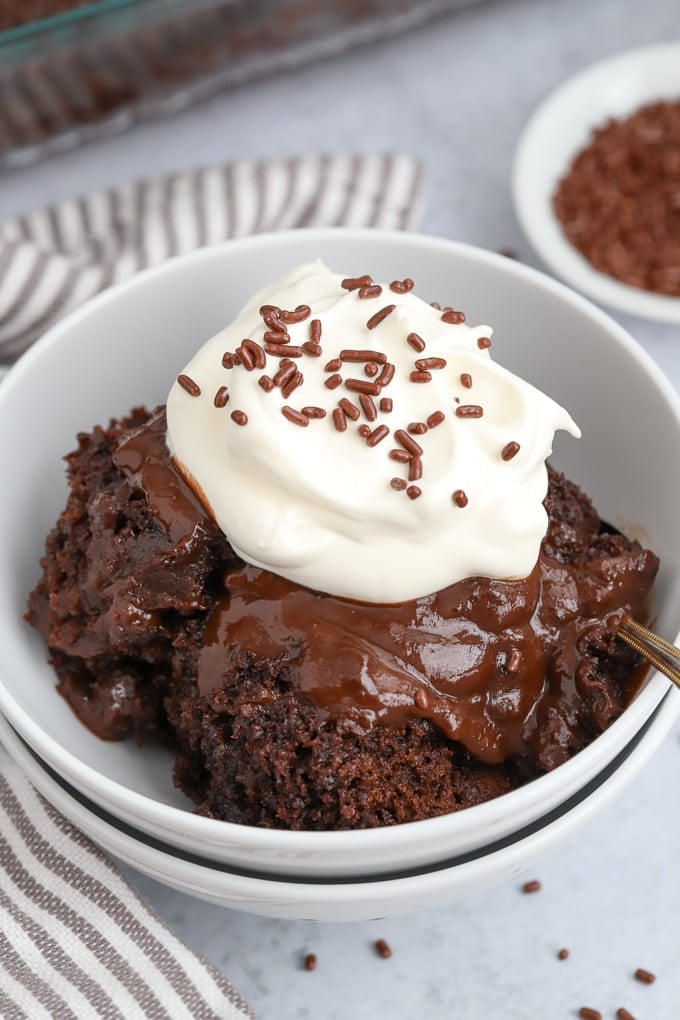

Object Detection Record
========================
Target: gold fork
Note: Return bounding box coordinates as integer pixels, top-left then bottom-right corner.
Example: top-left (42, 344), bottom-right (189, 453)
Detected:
top-left (618, 616), bottom-right (680, 689)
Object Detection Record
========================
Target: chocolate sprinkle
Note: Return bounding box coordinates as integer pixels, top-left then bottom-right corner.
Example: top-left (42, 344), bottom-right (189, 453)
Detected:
top-left (304, 953), bottom-right (317, 972)
top-left (358, 284), bottom-right (383, 299)
top-left (258, 375), bottom-right (275, 392)
top-left (634, 969), bottom-right (656, 985)
top-left (501, 441), bottom-right (521, 461)
top-left (456, 405), bottom-right (484, 418)
top-left (380, 398), bottom-right (393, 413)
top-left (310, 318), bottom-right (322, 343)
top-left (407, 422), bottom-right (428, 435)
top-left (477, 336), bottom-right (491, 350)
top-left (273, 362), bottom-right (297, 387)
top-left (266, 343), bottom-right (303, 358)
top-left (340, 349), bottom-right (387, 364)
top-left (376, 363), bottom-right (395, 387)
top-left (280, 304), bottom-right (310, 323)
top-left (332, 408), bottom-right (347, 432)
top-left (395, 430), bottom-right (423, 457)
top-left (390, 278), bottom-right (414, 293)
top-left (416, 357), bottom-right (447, 371)
top-left (301, 342), bottom-right (322, 357)
top-left (345, 379), bottom-right (381, 396)
top-left (325, 374), bottom-right (343, 390)
top-left (427, 411), bottom-right (445, 428)
top-left (505, 649), bottom-right (522, 674)
top-left (578, 1010), bottom-right (601, 1020)
top-left (358, 424), bottom-right (371, 438)
top-left (281, 405), bottom-right (309, 427)
top-left (236, 344), bottom-right (255, 372)
top-left (407, 332), bottom-right (426, 353)
top-left (341, 275), bottom-right (372, 291)
top-left (359, 394), bottom-right (377, 421)
top-left (406, 485), bottom-right (422, 500)
top-left (222, 352), bottom-right (235, 369)
top-left (325, 358), bottom-right (342, 372)
top-left (230, 410), bottom-right (248, 426)
top-left (409, 370), bottom-right (432, 383)
top-left (364, 362), bottom-right (379, 377)
top-left (367, 425), bottom-right (390, 447)
top-left (366, 304), bottom-right (395, 329)
top-left (281, 370), bottom-right (304, 399)
top-left (460, 373), bottom-right (473, 388)
top-left (213, 386), bottom-right (229, 408)
top-left (263, 329), bottom-right (290, 344)
top-left (616, 1010), bottom-right (635, 1020)
top-left (557, 949), bottom-right (570, 961)
top-left (389, 449), bottom-right (410, 463)
top-left (339, 398), bottom-right (360, 421)
top-left (390, 476), bottom-right (407, 490)
top-left (177, 374), bottom-right (201, 397)
top-left (408, 457), bottom-right (423, 482)
top-left (301, 406), bottom-right (327, 419)
top-left (522, 880), bottom-right (541, 894)
top-left (452, 489), bottom-right (468, 508)
top-left (441, 308), bottom-right (466, 324)
top-left (375, 940), bottom-right (392, 960)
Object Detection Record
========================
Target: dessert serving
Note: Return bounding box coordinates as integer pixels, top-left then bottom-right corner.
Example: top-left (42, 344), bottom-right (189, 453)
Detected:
top-left (27, 261), bottom-right (659, 831)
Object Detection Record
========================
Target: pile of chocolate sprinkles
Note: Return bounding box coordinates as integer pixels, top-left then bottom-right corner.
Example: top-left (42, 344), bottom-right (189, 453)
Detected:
top-left (176, 273), bottom-right (522, 508)
top-left (553, 99), bottom-right (680, 296)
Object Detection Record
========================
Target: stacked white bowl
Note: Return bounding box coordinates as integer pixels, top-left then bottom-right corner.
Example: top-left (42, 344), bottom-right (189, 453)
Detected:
top-left (0, 230), bottom-right (678, 921)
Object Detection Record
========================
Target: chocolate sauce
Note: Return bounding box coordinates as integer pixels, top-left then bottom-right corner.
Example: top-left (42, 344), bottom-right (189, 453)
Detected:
top-left (112, 411), bottom-right (658, 766)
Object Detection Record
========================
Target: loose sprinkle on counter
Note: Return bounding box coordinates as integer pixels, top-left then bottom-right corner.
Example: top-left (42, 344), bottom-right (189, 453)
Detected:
top-left (501, 441), bottom-right (521, 461)
top-left (616, 1009), bottom-right (636, 1020)
top-left (578, 1009), bottom-right (601, 1020)
top-left (634, 968), bottom-right (656, 985)
top-left (304, 953), bottom-right (317, 972)
top-left (177, 373), bottom-right (201, 396)
top-left (557, 948), bottom-right (570, 961)
top-left (522, 880), bottom-right (542, 894)
top-left (375, 939), bottom-right (392, 959)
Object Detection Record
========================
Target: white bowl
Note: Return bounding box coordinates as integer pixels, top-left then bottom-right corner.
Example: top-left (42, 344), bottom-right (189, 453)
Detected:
top-left (1, 692), bottom-right (676, 922)
top-left (0, 228), bottom-right (679, 879)
top-left (513, 43), bottom-right (680, 323)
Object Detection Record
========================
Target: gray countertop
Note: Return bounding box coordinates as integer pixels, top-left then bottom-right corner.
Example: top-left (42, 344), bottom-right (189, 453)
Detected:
top-left (3, 0), bottom-right (679, 1016)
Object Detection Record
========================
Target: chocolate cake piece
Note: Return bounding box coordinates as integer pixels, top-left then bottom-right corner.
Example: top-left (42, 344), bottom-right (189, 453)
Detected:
top-left (27, 408), bottom-right (658, 830)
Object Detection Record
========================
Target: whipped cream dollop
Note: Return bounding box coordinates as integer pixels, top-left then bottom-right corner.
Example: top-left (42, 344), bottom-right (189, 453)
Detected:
top-left (166, 261), bottom-right (580, 602)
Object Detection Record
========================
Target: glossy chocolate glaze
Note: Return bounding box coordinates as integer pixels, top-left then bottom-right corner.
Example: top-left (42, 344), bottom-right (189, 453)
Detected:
top-left (111, 411), bottom-right (657, 766)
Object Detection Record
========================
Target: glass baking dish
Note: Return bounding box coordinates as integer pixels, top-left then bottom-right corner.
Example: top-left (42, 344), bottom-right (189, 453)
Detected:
top-left (0, 0), bottom-right (476, 170)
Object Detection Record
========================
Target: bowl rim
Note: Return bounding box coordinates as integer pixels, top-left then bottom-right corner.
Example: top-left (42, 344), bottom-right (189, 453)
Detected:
top-left (512, 41), bottom-right (680, 323)
top-left (1, 226), bottom-right (678, 853)
top-left (1, 689), bottom-right (677, 902)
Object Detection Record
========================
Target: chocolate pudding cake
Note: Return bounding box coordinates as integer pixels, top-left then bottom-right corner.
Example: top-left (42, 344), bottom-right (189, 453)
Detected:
top-left (27, 263), bottom-right (658, 830)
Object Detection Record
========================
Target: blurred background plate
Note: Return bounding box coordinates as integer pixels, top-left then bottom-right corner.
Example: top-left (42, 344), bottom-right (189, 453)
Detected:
top-left (512, 42), bottom-right (680, 323)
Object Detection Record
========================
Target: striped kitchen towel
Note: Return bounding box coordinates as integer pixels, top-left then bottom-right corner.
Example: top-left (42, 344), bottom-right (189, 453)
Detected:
top-left (0, 152), bottom-right (424, 368)
top-left (0, 747), bottom-right (253, 1020)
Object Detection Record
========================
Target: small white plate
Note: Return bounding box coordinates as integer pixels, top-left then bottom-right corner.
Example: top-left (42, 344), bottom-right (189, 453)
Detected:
top-left (513, 43), bottom-right (680, 323)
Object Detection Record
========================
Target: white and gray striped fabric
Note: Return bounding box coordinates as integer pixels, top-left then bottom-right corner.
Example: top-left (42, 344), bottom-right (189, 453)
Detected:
top-left (0, 152), bottom-right (424, 368)
top-left (0, 151), bottom-right (424, 1015)
top-left (0, 749), bottom-right (253, 1020)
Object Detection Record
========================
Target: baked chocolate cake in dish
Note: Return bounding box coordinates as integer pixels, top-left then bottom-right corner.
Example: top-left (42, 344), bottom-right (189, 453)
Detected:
top-left (27, 262), bottom-right (658, 830)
